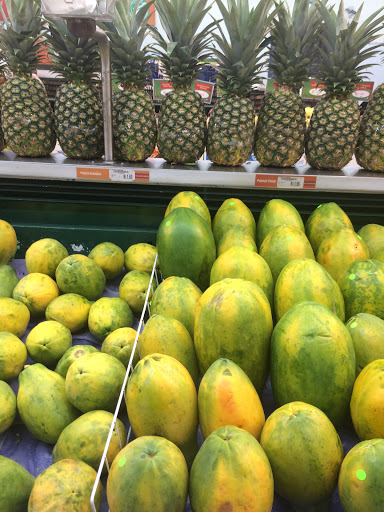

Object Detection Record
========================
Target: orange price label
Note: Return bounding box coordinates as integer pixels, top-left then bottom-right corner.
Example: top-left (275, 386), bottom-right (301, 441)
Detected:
top-left (76, 167), bottom-right (110, 180)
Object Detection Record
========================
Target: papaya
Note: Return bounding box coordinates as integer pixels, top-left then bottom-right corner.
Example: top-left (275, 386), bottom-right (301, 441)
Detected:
top-left (212, 198), bottom-right (256, 245)
top-left (189, 425), bottom-right (274, 512)
top-left (53, 410), bottom-right (127, 471)
top-left (88, 241), bottom-right (124, 280)
top-left (101, 327), bottom-right (140, 368)
top-left (0, 381), bottom-right (16, 434)
top-left (375, 248), bottom-right (384, 264)
top-left (119, 270), bottom-right (155, 315)
top-left (316, 228), bottom-right (370, 282)
top-left (271, 301), bottom-right (356, 426)
top-left (338, 438), bottom-right (384, 512)
top-left (350, 358), bottom-right (384, 440)
top-left (0, 264), bottom-right (19, 298)
top-left (194, 278), bottom-right (273, 395)
top-left (274, 258), bottom-right (345, 322)
top-left (0, 219), bottom-right (17, 265)
top-left (126, 353), bottom-right (198, 468)
top-left (140, 314), bottom-right (199, 385)
top-left (25, 238), bottom-right (68, 278)
top-left (259, 224), bottom-right (315, 284)
top-left (357, 223), bottom-right (384, 258)
top-left (88, 297), bottom-right (133, 343)
top-left (54, 344), bottom-right (99, 378)
top-left (210, 246), bottom-right (274, 307)
top-left (165, 190), bottom-right (211, 227)
top-left (17, 363), bottom-right (79, 444)
top-left (198, 358), bottom-right (265, 440)
top-left (28, 459), bottom-right (103, 511)
top-left (338, 259), bottom-right (384, 321)
top-left (107, 436), bottom-right (189, 512)
top-left (26, 320), bottom-right (72, 367)
top-left (65, 352), bottom-right (126, 413)
top-left (124, 243), bottom-right (157, 273)
top-left (346, 313), bottom-right (384, 374)
top-left (12, 272), bottom-right (59, 316)
top-left (0, 331), bottom-right (27, 381)
top-left (216, 225), bottom-right (257, 256)
top-left (305, 202), bottom-right (354, 255)
top-left (256, 198), bottom-right (304, 248)
top-left (157, 207), bottom-right (216, 291)
top-left (0, 455), bottom-right (35, 512)
top-left (55, 254), bottom-right (106, 301)
top-left (0, 297), bottom-right (30, 337)
top-left (260, 401), bottom-right (344, 511)
top-left (45, 293), bottom-right (91, 333)
top-left (150, 276), bottom-right (202, 338)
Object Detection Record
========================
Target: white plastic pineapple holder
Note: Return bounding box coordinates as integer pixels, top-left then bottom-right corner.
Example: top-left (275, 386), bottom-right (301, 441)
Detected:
top-left (41, 0), bottom-right (119, 163)
top-left (41, 0), bottom-right (117, 21)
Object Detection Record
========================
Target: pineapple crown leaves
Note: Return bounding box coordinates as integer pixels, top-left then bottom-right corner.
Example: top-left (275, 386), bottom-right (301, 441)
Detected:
top-left (0, 0), bottom-right (46, 74)
top-left (315, 0), bottom-right (384, 95)
top-left (150, 0), bottom-right (216, 89)
top-left (99, 0), bottom-right (154, 87)
top-left (269, 0), bottom-right (325, 89)
top-left (45, 19), bottom-right (100, 84)
top-left (212, 0), bottom-right (277, 96)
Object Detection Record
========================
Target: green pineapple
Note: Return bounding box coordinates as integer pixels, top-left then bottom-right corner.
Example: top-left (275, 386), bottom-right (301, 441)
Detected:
top-left (254, 0), bottom-right (322, 168)
top-left (356, 84), bottom-right (384, 171)
top-left (305, 0), bottom-right (384, 171)
top-left (46, 20), bottom-right (104, 160)
top-left (208, 0), bottom-right (276, 166)
top-left (101, 0), bottom-right (156, 162)
top-left (151, 0), bottom-right (215, 164)
top-left (0, 56), bottom-right (7, 152)
top-left (0, 0), bottom-right (56, 157)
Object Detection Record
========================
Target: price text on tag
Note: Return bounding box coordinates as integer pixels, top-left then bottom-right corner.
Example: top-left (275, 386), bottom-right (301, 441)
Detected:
top-left (110, 169), bottom-right (135, 182)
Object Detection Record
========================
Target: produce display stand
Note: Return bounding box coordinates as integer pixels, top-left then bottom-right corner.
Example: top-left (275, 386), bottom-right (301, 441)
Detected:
top-left (0, 150), bottom-right (381, 512)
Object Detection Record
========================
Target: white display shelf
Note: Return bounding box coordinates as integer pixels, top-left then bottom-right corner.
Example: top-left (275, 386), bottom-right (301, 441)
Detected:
top-left (1, 150), bottom-right (384, 193)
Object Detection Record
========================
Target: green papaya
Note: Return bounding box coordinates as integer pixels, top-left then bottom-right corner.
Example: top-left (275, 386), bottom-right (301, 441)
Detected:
top-left (0, 265), bottom-right (19, 298)
top-left (0, 455), bottom-right (35, 512)
top-left (54, 344), bottom-right (99, 378)
top-left (17, 363), bottom-right (80, 444)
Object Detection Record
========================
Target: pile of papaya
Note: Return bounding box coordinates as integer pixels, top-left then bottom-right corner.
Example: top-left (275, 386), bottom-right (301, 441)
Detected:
top-left (1, 191), bottom-right (384, 511)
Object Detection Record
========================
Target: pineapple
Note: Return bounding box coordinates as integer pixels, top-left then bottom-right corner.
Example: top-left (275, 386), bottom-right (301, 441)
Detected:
top-left (0, 56), bottom-right (7, 152)
top-left (254, 0), bottom-right (322, 168)
top-left (151, 0), bottom-right (214, 164)
top-left (356, 85), bottom-right (384, 172)
top-left (305, 0), bottom-right (384, 171)
top-left (101, 0), bottom-right (156, 162)
top-left (0, 0), bottom-right (56, 157)
top-left (207, 0), bottom-right (276, 166)
top-left (46, 20), bottom-right (104, 160)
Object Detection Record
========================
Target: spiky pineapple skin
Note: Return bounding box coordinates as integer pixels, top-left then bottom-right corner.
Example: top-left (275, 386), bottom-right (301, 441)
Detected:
top-left (207, 95), bottom-right (254, 166)
top-left (1, 76), bottom-right (56, 157)
top-left (158, 90), bottom-right (206, 164)
top-left (0, 95), bottom-right (5, 152)
top-left (113, 88), bottom-right (157, 162)
top-left (305, 97), bottom-right (360, 171)
top-left (355, 84), bottom-right (384, 172)
top-left (55, 82), bottom-right (104, 160)
top-left (254, 90), bottom-right (306, 167)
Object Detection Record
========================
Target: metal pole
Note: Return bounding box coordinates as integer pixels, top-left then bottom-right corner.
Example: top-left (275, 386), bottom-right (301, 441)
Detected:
top-left (92, 26), bottom-right (114, 164)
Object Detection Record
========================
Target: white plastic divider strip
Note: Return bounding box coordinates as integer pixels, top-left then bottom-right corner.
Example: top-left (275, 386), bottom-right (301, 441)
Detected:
top-left (90, 254), bottom-right (160, 512)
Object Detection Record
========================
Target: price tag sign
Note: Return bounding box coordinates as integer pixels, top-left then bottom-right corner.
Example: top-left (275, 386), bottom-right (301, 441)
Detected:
top-left (110, 169), bottom-right (136, 182)
top-left (255, 174), bottom-right (317, 189)
top-left (277, 176), bottom-right (305, 189)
